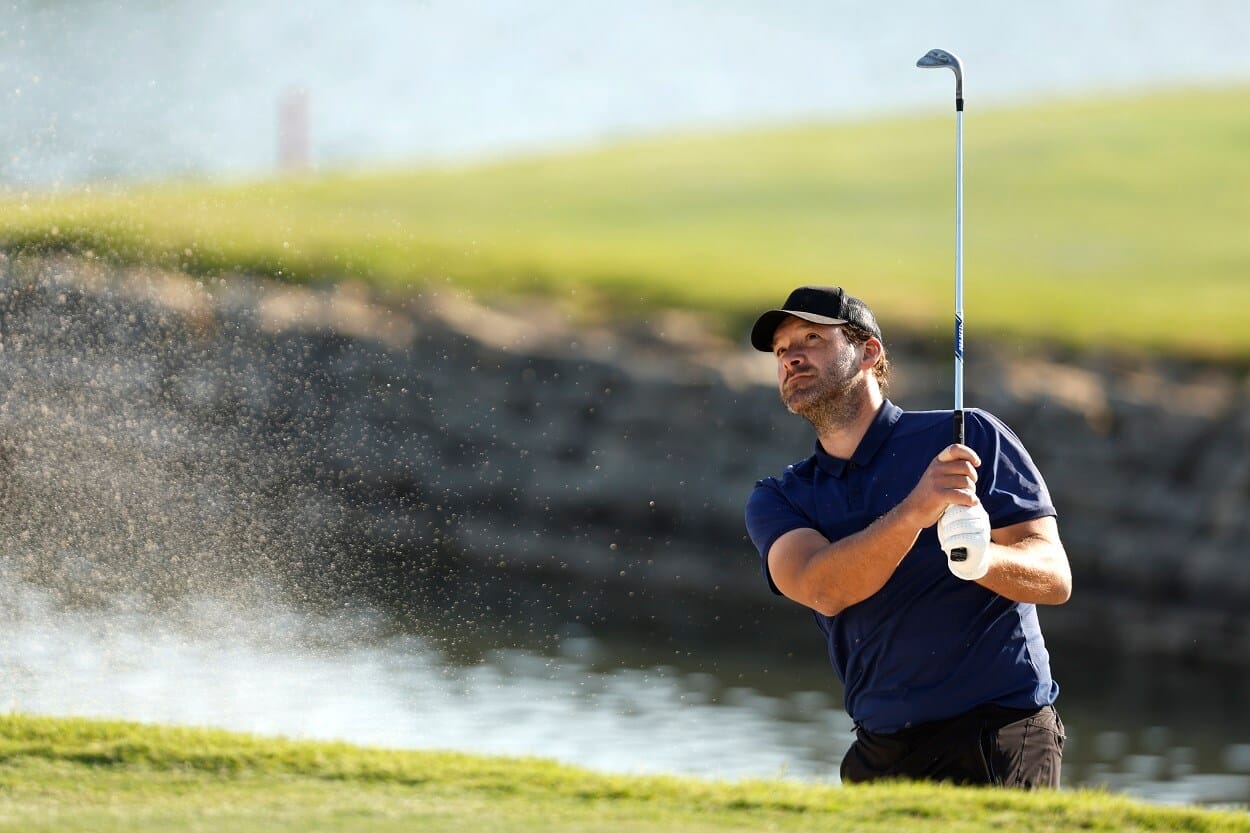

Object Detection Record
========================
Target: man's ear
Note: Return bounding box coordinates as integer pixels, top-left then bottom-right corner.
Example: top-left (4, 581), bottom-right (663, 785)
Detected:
top-left (859, 337), bottom-right (883, 369)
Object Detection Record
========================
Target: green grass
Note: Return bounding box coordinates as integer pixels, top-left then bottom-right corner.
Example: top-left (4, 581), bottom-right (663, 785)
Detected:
top-left (3, 85), bottom-right (1250, 358)
top-left (0, 714), bottom-right (1245, 832)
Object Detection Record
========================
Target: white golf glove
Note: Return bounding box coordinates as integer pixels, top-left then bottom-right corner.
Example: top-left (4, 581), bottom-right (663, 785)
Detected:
top-left (937, 502), bottom-right (993, 581)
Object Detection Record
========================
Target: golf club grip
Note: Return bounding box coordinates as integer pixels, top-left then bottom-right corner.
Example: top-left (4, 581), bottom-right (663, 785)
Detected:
top-left (950, 409), bottom-right (968, 562)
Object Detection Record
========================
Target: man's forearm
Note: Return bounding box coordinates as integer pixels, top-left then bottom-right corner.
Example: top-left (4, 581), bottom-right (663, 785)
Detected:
top-left (798, 501), bottom-right (926, 616)
top-left (978, 534), bottom-right (1072, 605)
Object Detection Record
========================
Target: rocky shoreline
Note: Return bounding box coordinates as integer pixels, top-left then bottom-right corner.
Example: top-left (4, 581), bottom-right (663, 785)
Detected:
top-left (2, 254), bottom-right (1248, 665)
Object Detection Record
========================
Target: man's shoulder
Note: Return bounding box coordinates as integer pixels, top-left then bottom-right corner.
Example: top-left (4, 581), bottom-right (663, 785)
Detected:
top-left (888, 406), bottom-right (953, 442)
top-left (756, 454), bottom-right (819, 489)
top-left (892, 405), bottom-right (1016, 439)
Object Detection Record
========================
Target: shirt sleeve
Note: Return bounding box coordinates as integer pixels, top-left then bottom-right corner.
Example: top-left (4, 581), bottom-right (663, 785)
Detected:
top-left (745, 478), bottom-right (814, 595)
top-left (966, 409), bottom-right (1057, 528)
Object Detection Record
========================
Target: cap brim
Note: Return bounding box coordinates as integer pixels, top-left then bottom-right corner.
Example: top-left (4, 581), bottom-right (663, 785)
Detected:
top-left (750, 309), bottom-right (846, 352)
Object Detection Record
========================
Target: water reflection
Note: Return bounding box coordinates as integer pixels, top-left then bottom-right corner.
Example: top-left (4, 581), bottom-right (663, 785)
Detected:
top-left (2, 582), bottom-right (1248, 806)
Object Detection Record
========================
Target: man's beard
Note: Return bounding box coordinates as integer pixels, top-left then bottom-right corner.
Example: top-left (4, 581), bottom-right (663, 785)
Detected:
top-left (781, 361), bottom-right (867, 434)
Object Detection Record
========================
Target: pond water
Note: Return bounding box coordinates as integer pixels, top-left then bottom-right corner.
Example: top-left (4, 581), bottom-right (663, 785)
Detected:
top-left (3, 0), bottom-right (1250, 185)
top-left (3, 581), bottom-right (1247, 808)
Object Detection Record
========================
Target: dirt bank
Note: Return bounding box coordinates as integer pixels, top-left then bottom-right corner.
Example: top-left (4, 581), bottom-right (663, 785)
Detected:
top-left (2, 253), bottom-right (1247, 664)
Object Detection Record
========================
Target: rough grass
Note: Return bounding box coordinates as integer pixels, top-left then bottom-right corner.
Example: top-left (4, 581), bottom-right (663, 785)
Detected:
top-left (2, 85), bottom-right (1249, 358)
top-left (0, 714), bottom-right (1246, 832)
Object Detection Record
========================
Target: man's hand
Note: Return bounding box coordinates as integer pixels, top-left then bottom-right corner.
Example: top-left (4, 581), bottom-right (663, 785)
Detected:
top-left (938, 502), bottom-right (993, 580)
top-left (899, 444), bottom-right (982, 529)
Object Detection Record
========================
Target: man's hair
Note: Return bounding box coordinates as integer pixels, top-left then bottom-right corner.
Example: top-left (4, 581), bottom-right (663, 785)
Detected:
top-left (842, 323), bottom-right (890, 396)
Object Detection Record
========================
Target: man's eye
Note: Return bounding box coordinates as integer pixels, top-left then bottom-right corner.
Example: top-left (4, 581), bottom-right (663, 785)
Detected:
top-left (806, 333), bottom-right (821, 342)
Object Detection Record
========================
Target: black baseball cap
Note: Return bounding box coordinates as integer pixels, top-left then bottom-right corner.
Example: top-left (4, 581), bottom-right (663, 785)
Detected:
top-left (750, 286), bottom-right (882, 352)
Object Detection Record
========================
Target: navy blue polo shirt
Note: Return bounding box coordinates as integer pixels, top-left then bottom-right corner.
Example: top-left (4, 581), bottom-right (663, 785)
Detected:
top-left (745, 400), bottom-right (1059, 733)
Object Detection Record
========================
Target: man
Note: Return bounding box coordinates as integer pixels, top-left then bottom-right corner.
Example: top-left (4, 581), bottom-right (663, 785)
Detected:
top-left (744, 285), bottom-right (1071, 788)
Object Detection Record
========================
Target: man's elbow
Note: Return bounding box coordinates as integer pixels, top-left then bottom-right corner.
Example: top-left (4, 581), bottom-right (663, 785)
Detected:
top-left (810, 595), bottom-right (847, 618)
top-left (1042, 584), bottom-right (1071, 606)
top-left (783, 581), bottom-right (847, 617)
top-left (784, 580), bottom-right (849, 617)
top-left (806, 575), bottom-right (884, 616)
top-left (1043, 567), bottom-right (1072, 605)
top-left (1032, 539), bottom-right (1071, 605)
top-left (1055, 574), bottom-right (1073, 605)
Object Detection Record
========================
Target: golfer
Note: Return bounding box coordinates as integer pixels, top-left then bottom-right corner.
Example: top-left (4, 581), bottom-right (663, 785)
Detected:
top-left (744, 286), bottom-right (1071, 788)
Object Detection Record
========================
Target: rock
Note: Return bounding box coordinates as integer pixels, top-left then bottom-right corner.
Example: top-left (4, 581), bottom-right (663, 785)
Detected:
top-left (1, 254), bottom-right (1248, 663)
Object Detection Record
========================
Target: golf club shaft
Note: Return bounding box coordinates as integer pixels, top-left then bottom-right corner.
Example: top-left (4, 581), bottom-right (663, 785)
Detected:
top-left (954, 105), bottom-right (964, 446)
top-left (916, 48), bottom-right (970, 561)
top-left (951, 97), bottom-right (968, 563)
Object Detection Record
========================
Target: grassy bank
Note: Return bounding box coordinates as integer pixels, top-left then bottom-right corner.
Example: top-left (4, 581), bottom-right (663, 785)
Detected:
top-left (0, 714), bottom-right (1245, 832)
top-left (2, 85), bottom-right (1249, 358)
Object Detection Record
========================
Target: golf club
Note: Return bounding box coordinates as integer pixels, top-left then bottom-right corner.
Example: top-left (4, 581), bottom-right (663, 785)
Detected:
top-left (916, 47), bottom-right (968, 563)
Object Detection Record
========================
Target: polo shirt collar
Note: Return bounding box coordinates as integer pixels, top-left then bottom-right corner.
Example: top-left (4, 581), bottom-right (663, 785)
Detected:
top-left (813, 399), bottom-right (903, 477)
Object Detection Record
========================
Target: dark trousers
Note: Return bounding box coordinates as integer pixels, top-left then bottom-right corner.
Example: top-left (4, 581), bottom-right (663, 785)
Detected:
top-left (840, 704), bottom-right (1065, 788)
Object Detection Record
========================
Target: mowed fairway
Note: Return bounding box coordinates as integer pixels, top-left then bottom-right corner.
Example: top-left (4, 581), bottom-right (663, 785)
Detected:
top-left (2, 86), bottom-right (1248, 357)
top-left (1, 715), bottom-right (1247, 833)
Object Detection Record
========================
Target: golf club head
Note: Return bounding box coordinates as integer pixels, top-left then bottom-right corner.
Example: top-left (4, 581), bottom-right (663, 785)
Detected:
top-left (916, 48), bottom-right (964, 107)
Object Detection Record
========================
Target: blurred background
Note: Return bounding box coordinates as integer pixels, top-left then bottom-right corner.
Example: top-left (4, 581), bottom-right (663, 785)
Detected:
top-left (1, 0), bottom-right (1250, 808)
top-left (6, 0), bottom-right (1250, 185)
